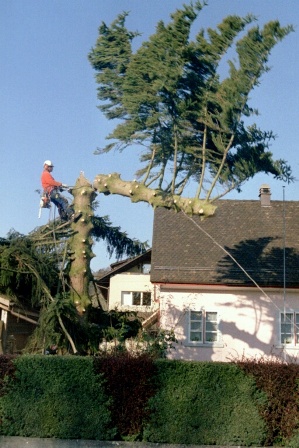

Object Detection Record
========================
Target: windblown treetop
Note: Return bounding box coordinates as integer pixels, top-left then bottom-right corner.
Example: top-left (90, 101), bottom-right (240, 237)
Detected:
top-left (88, 2), bottom-right (293, 203)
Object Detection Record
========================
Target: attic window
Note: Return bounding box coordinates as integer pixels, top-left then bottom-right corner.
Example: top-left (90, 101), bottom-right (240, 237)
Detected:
top-left (142, 263), bottom-right (151, 274)
top-left (121, 291), bottom-right (151, 306)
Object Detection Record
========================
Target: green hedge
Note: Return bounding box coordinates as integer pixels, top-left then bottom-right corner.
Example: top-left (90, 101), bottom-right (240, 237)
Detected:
top-left (1, 355), bottom-right (299, 446)
top-left (0, 355), bottom-right (115, 440)
top-left (143, 360), bottom-right (267, 446)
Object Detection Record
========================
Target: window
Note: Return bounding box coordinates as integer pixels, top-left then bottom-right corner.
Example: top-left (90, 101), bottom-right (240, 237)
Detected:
top-left (142, 263), bottom-right (151, 274)
top-left (189, 310), bottom-right (218, 344)
top-left (122, 291), bottom-right (151, 306)
top-left (281, 312), bottom-right (299, 345)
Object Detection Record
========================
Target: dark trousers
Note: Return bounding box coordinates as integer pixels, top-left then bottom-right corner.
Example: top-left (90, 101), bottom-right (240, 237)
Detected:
top-left (50, 189), bottom-right (74, 221)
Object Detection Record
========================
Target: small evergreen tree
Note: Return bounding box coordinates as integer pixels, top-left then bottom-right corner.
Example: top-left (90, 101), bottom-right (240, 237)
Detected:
top-left (0, 212), bottom-right (147, 354)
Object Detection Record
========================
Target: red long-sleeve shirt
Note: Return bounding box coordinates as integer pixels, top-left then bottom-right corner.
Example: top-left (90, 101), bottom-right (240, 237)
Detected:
top-left (41, 170), bottom-right (62, 193)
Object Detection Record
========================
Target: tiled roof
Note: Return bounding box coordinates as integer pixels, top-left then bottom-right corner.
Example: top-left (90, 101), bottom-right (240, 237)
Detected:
top-left (150, 199), bottom-right (299, 287)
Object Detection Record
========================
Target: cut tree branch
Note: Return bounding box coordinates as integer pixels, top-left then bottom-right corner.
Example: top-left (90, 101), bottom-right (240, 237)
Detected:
top-left (93, 172), bottom-right (216, 217)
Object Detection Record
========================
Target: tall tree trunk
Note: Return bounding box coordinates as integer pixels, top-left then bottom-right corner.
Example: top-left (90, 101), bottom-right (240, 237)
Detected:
top-left (69, 173), bottom-right (96, 313)
top-left (68, 172), bottom-right (215, 314)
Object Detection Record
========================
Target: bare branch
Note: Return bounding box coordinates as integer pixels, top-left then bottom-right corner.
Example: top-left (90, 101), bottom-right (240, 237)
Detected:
top-left (94, 172), bottom-right (216, 217)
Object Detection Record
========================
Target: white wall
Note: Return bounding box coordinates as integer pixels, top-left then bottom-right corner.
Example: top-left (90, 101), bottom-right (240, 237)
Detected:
top-left (109, 273), bottom-right (158, 312)
top-left (158, 285), bottom-right (299, 362)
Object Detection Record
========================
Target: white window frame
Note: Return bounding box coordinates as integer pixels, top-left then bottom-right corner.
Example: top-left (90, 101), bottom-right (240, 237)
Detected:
top-left (188, 309), bottom-right (220, 345)
top-left (280, 311), bottom-right (299, 346)
top-left (121, 291), bottom-right (152, 307)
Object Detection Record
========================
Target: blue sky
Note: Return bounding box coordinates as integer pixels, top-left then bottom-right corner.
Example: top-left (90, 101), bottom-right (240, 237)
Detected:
top-left (1, 0), bottom-right (298, 270)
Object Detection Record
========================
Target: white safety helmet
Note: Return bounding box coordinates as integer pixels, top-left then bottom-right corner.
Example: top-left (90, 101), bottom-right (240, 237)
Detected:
top-left (44, 160), bottom-right (54, 166)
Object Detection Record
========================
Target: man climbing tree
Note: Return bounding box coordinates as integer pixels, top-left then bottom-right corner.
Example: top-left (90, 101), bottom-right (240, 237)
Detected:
top-left (41, 160), bottom-right (80, 222)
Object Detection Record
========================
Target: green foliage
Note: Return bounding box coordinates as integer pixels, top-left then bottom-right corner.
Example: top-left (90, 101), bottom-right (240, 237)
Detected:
top-left (143, 360), bottom-right (267, 446)
top-left (25, 294), bottom-right (83, 354)
top-left (0, 355), bottom-right (115, 439)
top-left (96, 309), bottom-right (176, 359)
top-left (91, 215), bottom-right (148, 259)
top-left (0, 231), bottom-right (59, 308)
top-left (101, 309), bottom-right (142, 344)
top-left (2, 356), bottom-right (299, 444)
top-left (89, 3), bottom-right (294, 200)
top-left (0, 223), bottom-right (148, 356)
top-left (94, 352), bottom-right (157, 438)
top-left (134, 329), bottom-right (178, 359)
top-left (26, 305), bottom-right (144, 356)
top-left (235, 356), bottom-right (299, 446)
top-left (0, 355), bottom-right (16, 397)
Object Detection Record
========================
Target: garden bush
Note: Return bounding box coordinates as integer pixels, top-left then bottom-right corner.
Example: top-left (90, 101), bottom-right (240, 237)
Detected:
top-left (0, 355), bottom-right (16, 397)
top-left (236, 356), bottom-right (299, 446)
top-left (2, 354), bottom-right (299, 445)
top-left (143, 360), bottom-right (267, 446)
top-left (0, 355), bottom-right (115, 439)
top-left (94, 352), bottom-right (157, 439)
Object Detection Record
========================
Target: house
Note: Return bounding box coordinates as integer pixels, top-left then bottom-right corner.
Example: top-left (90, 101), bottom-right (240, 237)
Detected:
top-left (96, 249), bottom-right (159, 329)
top-left (0, 295), bottom-right (39, 354)
top-left (150, 185), bottom-right (299, 362)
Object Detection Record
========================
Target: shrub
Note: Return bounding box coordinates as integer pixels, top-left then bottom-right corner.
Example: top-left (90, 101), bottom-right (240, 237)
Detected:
top-left (235, 356), bottom-right (299, 446)
top-left (0, 355), bottom-right (16, 397)
top-left (0, 355), bottom-right (115, 439)
top-left (143, 360), bottom-right (267, 446)
top-left (94, 352), bottom-right (157, 439)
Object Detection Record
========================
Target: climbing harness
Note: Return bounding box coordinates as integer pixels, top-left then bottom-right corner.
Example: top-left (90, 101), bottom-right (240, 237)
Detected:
top-left (38, 191), bottom-right (51, 219)
top-left (40, 191), bottom-right (51, 208)
top-left (38, 186), bottom-right (73, 220)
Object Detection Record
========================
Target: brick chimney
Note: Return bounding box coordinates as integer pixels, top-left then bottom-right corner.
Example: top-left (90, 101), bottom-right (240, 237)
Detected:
top-left (259, 184), bottom-right (271, 206)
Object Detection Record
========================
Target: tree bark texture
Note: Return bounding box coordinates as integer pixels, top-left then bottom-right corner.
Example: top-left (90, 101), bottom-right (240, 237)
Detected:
top-left (69, 173), bottom-right (96, 313)
top-left (69, 172), bottom-right (216, 311)
top-left (93, 173), bottom-right (216, 217)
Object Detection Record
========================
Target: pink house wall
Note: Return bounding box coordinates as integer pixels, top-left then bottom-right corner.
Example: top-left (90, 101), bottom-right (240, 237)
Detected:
top-left (158, 285), bottom-right (299, 362)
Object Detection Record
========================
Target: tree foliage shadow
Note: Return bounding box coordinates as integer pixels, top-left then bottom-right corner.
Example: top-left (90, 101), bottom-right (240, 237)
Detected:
top-left (216, 237), bottom-right (299, 287)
